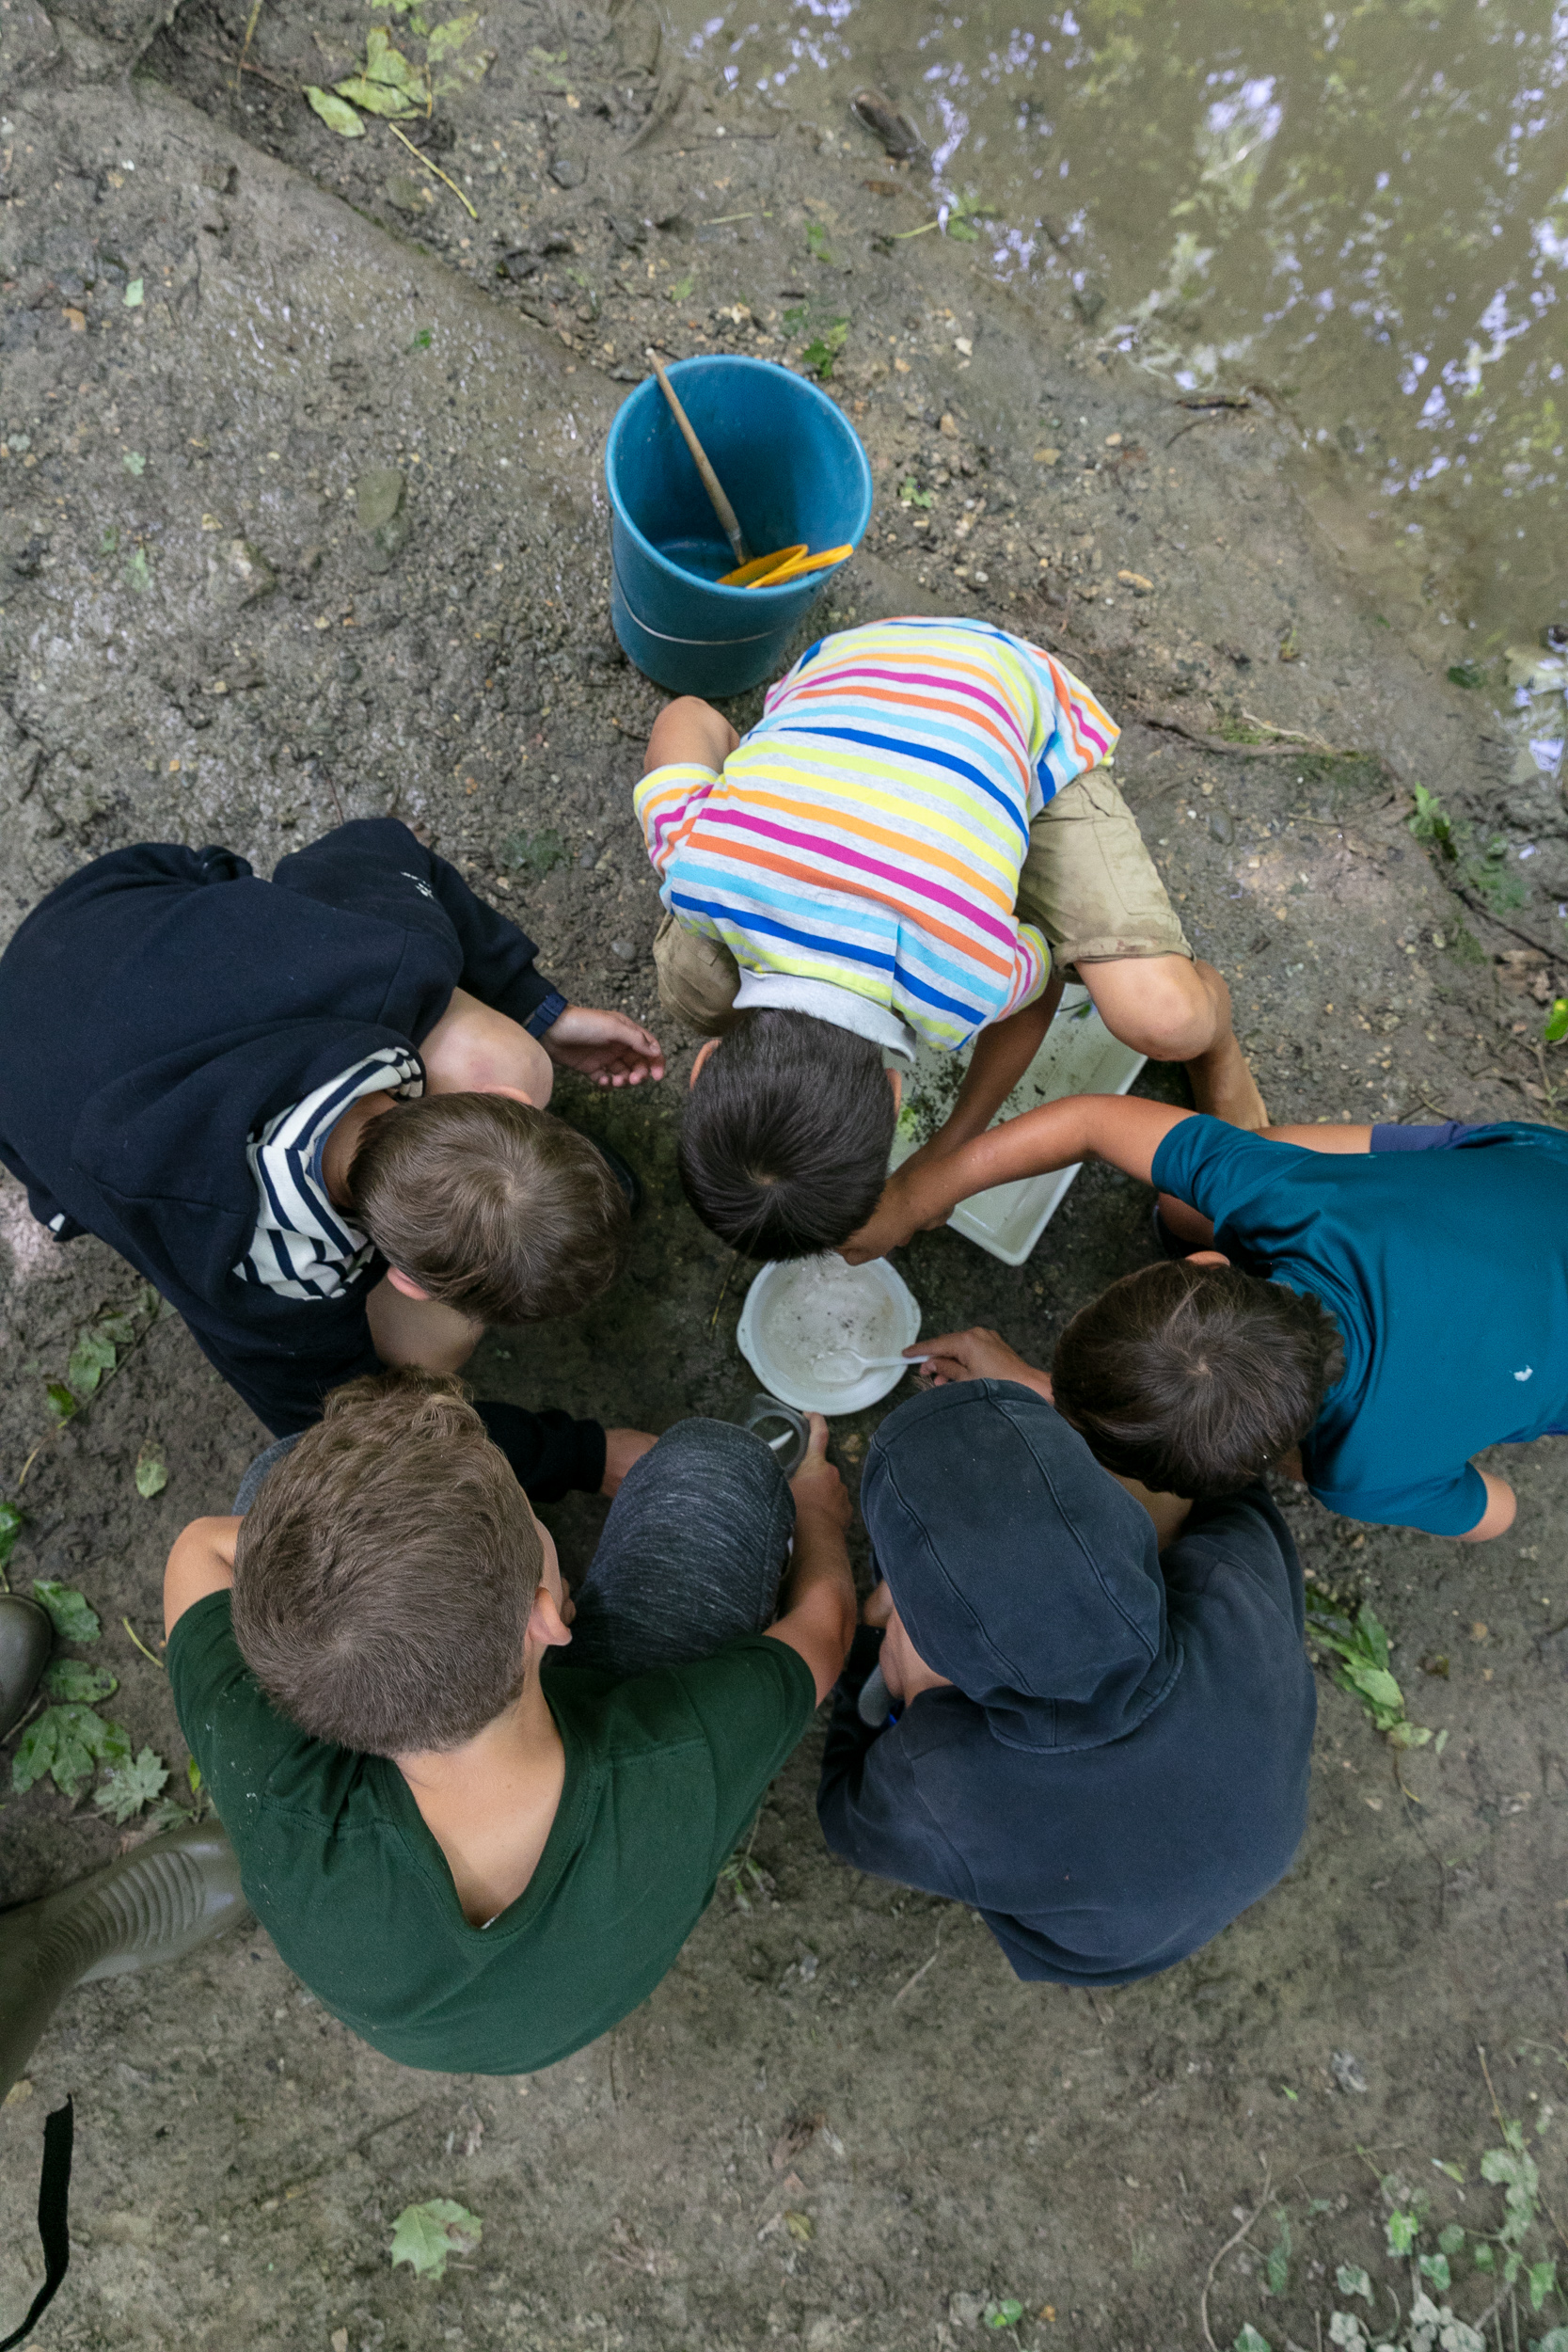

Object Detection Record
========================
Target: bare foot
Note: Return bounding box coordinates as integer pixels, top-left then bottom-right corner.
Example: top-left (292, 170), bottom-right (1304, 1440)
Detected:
top-left (1185, 1027), bottom-right (1269, 1129)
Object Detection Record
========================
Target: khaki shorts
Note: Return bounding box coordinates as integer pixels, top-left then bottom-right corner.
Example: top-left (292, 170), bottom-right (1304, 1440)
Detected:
top-left (1018, 770), bottom-right (1192, 971)
top-left (652, 911), bottom-right (744, 1036)
top-left (651, 767), bottom-right (1191, 1034)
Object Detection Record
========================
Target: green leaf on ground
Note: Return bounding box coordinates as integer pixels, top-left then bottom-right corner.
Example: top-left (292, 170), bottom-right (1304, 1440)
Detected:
top-left (429, 11), bottom-right (486, 90)
top-left (805, 220), bottom-right (833, 262)
top-left (0, 1499), bottom-right (24, 1569)
top-left (1336, 2265), bottom-right (1372, 2300)
top-left (1386, 2209), bottom-right (1420, 2256)
top-left (94, 1745), bottom-right (169, 1824)
top-left (899, 476), bottom-right (933, 508)
top-left (501, 827), bottom-right (568, 881)
top-left (123, 547), bottom-right (151, 593)
top-left (1545, 998), bottom-right (1568, 1045)
top-left (122, 451), bottom-right (146, 477)
top-left (1232, 2329), bottom-right (1272, 2352)
top-left (306, 86), bottom-right (368, 136)
top-left (32, 1581), bottom-right (101, 1643)
top-left (143, 1795), bottom-right (193, 1834)
top-left (1437, 2222), bottom-right (1466, 2252)
top-left (984, 2302), bottom-right (1024, 2330)
top-left (187, 1756), bottom-right (203, 1794)
top-left (1448, 661), bottom-right (1486, 689)
top-left (1472, 2242), bottom-right (1496, 2271)
top-left (41, 1660), bottom-right (119, 1705)
top-left (67, 1328), bottom-right (117, 1396)
top-left (135, 1446), bottom-right (168, 1501)
top-left (123, 278), bottom-right (144, 307)
top-left (1418, 2251), bottom-right (1451, 2291)
top-left (801, 318), bottom-right (849, 379)
top-left (45, 1382), bottom-right (79, 1424)
top-left (389, 2199), bottom-right (483, 2280)
top-left (337, 73), bottom-right (420, 117)
top-left (1530, 2260), bottom-right (1560, 2312)
top-left (784, 2210), bottom-right (814, 2243)
top-left (12, 1706), bottom-right (131, 1800)
top-left (1265, 2211), bottom-right (1291, 2296)
top-left (666, 273), bottom-right (695, 303)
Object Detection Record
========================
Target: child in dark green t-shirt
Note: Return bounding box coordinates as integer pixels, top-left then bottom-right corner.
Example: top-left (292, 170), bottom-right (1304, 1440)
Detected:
top-left (158, 1374), bottom-right (856, 2075)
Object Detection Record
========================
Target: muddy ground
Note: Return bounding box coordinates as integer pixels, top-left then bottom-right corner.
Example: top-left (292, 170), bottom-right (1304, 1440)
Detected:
top-left (3, 5), bottom-right (1568, 2348)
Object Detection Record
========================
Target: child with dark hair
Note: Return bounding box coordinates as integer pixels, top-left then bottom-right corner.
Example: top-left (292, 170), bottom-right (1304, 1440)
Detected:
top-left (0, 819), bottom-right (660, 1486)
top-left (156, 1373), bottom-right (856, 2075)
top-left (865, 1096), bottom-right (1565, 1539)
top-left (635, 617), bottom-right (1265, 1258)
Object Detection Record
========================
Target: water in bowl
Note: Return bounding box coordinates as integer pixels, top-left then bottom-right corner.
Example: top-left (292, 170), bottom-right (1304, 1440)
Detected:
top-left (758, 1256), bottom-right (908, 1392)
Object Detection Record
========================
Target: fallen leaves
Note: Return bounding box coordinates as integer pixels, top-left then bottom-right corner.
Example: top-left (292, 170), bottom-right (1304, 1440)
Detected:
top-left (389, 2198), bottom-right (483, 2280)
top-left (94, 1744), bottom-right (170, 1825)
top-left (12, 1703), bottom-right (132, 1801)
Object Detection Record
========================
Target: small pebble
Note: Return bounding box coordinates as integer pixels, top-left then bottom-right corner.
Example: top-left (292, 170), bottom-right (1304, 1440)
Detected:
top-left (610, 939), bottom-right (637, 962)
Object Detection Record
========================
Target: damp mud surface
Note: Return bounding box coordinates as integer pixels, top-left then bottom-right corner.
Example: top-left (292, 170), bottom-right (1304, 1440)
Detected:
top-left (3, 5), bottom-right (1568, 2348)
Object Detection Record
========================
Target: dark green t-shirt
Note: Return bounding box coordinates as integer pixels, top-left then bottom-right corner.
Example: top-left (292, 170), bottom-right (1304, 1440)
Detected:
top-left (167, 1592), bottom-right (816, 2074)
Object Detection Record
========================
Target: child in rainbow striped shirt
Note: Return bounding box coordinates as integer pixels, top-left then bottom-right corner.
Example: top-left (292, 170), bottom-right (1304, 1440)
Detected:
top-left (635, 615), bottom-right (1265, 1258)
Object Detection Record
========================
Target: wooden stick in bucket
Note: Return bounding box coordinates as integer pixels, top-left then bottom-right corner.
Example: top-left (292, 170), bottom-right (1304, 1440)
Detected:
top-left (645, 350), bottom-right (751, 572)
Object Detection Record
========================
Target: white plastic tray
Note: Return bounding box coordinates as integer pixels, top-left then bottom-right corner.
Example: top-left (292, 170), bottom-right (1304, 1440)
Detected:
top-left (887, 983), bottom-right (1148, 1266)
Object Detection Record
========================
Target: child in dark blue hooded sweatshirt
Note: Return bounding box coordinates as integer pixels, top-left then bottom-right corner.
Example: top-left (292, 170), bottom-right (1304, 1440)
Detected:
top-left (0, 820), bottom-right (662, 1495)
top-left (816, 1371), bottom-right (1316, 1987)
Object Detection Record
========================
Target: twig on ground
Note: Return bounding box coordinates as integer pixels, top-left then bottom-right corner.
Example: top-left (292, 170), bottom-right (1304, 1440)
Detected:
top-left (1199, 2157), bottom-right (1272, 2352)
top-left (1132, 707), bottom-right (1339, 758)
top-left (1240, 708), bottom-right (1338, 752)
top-left (892, 1931), bottom-right (942, 2005)
top-left (386, 119), bottom-right (479, 219)
top-left (187, 38), bottom-right (293, 90)
top-left (234, 0), bottom-right (263, 95)
top-left (122, 1617), bottom-right (165, 1671)
top-left (708, 1253), bottom-right (739, 1330)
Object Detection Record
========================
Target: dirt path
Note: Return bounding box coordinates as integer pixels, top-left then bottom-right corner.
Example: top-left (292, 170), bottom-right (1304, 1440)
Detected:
top-left (2, 8), bottom-right (1566, 2349)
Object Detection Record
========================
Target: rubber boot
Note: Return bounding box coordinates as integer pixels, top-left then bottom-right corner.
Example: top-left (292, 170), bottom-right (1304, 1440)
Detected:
top-left (0, 1823), bottom-right (248, 2102)
top-left (0, 1595), bottom-right (53, 1740)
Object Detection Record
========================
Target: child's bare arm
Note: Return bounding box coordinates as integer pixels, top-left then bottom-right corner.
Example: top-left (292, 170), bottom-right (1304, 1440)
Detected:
top-left (1459, 1470), bottom-right (1516, 1542)
top-left (643, 696), bottom-right (740, 774)
top-left (843, 1095), bottom-right (1195, 1263)
top-left (164, 1516), bottom-right (240, 1636)
top-left (919, 995), bottom-right (1059, 1160)
top-left (1261, 1123), bottom-right (1373, 1152)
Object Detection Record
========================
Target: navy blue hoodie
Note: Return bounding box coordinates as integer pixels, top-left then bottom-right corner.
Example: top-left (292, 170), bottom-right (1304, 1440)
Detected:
top-left (0, 821), bottom-right (599, 1477)
top-left (817, 1381), bottom-right (1315, 1986)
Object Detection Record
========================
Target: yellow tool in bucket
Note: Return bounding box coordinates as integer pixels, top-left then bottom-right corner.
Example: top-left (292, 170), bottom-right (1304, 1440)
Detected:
top-left (720, 543), bottom-right (855, 589)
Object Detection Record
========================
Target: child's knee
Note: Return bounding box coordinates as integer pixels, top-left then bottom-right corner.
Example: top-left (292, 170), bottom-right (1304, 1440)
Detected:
top-left (1092, 957), bottom-right (1213, 1063)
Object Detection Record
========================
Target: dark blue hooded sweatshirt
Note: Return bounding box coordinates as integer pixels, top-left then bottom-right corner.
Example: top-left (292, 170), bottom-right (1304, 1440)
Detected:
top-left (816, 1381), bottom-right (1315, 1986)
top-left (0, 820), bottom-right (603, 1483)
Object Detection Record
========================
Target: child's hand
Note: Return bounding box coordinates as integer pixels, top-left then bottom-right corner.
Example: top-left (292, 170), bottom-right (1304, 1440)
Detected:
top-left (642, 696), bottom-right (740, 774)
top-left (601, 1429), bottom-right (657, 1497)
top-left (915, 1327), bottom-right (1053, 1400)
top-left (789, 1413), bottom-right (850, 1530)
top-left (540, 1005), bottom-right (666, 1087)
top-left (837, 1168), bottom-right (942, 1265)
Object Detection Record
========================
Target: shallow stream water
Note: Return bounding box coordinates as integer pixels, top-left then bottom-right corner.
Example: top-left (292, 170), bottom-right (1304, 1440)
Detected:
top-left (661, 0), bottom-right (1566, 672)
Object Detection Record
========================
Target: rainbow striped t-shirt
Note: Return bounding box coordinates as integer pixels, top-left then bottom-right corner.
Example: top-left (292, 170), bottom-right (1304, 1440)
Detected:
top-left (634, 616), bottom-right (1119, 1053)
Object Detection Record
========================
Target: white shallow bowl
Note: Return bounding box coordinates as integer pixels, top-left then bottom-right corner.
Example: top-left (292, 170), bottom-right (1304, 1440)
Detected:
top-left (736, 1256), bottom-right (922, 1418)
top-left (888, 982), bottom-right (1148, 1267)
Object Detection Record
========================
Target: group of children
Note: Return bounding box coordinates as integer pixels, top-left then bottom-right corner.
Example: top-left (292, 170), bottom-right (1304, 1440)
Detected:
top-left (2, 614), bottom-right (1562, 2098)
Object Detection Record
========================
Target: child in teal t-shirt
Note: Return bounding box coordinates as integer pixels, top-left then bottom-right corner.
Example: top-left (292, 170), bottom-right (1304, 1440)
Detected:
top-left (862, 1105), bottom-right (1568, 1538)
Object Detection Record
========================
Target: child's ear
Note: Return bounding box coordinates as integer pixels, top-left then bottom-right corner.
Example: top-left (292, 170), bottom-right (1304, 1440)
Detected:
top-left (885, 1067), bottom-right (902, 1114)
top-left (689, 1036), bottom-right (722, 1089)
top-left (385, 1265), bottom-right (433, 1301)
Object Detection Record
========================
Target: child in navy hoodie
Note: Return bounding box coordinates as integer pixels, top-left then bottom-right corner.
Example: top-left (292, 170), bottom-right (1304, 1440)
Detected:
top-left (818, 1375), bottom-right (1314, 1986)
top-left (0, 820), bottom-right (661, 1491)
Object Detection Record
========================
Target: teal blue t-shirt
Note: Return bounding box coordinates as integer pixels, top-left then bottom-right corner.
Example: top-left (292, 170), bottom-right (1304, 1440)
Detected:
top-left (1151, 1116), bottom-right (1568, 1535)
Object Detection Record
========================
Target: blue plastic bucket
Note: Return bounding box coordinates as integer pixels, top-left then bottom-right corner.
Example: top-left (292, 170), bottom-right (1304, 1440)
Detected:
top-left (604, 356), bottom-right (874, 699)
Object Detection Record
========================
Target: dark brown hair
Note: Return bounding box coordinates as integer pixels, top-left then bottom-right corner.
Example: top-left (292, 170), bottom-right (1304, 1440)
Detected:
top-left (678, 1009), bottom-right (896, 1257)
top-left (1051, 1260), bottom-right (1344, 1498)
top-left (231, 1370), bottom-right (544, 1756)
top-left (348, 1094), bottom-right (627, 1323)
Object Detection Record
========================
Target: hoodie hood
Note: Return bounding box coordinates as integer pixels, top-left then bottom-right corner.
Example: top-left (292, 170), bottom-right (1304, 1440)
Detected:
top-left (862, 1381), bottom-right (1181, 1754)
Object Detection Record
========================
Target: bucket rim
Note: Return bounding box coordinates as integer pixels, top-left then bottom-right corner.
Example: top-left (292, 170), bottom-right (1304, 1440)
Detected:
top-left (603, 354), bottom-right (874, 604)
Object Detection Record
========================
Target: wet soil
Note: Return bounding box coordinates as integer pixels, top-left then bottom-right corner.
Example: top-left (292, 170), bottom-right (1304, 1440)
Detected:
top-left (2, 7), bottom-right (1567, 2349)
